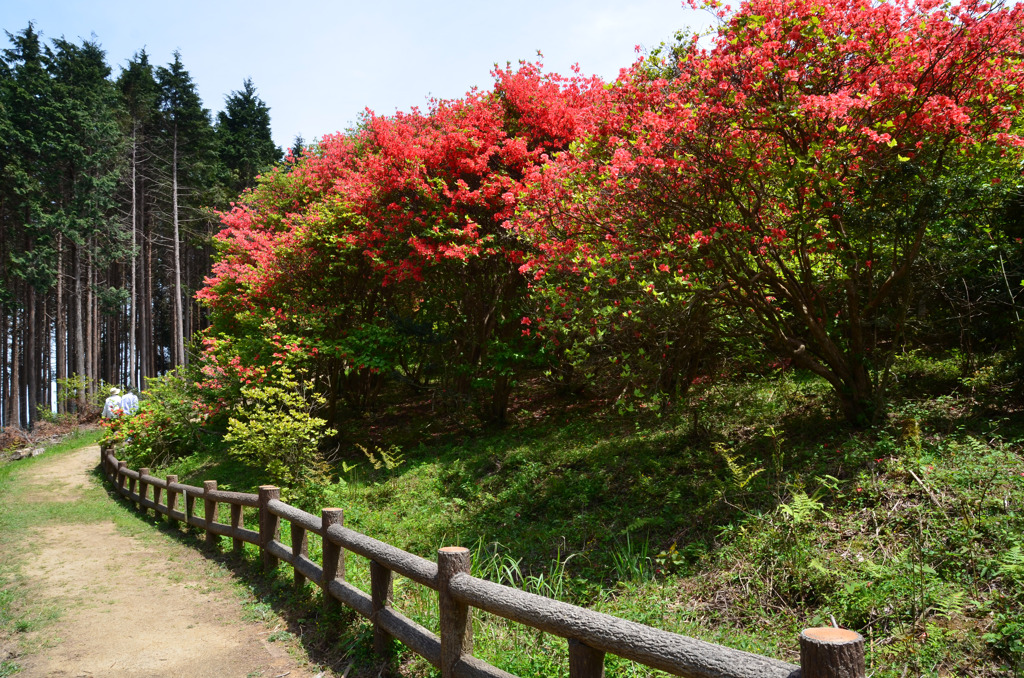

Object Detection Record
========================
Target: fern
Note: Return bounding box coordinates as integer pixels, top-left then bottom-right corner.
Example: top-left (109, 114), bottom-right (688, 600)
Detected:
top-left (958, 435), bottom-right (990, 457)
top-left (998, 545), bottom-right (1024, 581)
top-left (765, 425), bottom-right (786, 478)
top-left (778, 490), bottom-right (824, 524)
top-left (931, 587), bottom-right (967, 620)
top-left (356, 444), bottom-right (405, 491)
top-left (716, 443), bottom-right (764, 490)
top-left (358, 443), bottom-right (405, 471)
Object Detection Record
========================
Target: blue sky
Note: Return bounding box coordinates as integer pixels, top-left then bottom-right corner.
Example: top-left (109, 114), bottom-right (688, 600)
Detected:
top-left (3, 1), bottom-right (713, 150)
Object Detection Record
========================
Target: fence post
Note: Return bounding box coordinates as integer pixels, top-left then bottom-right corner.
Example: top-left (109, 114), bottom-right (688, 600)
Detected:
top-left (138, 468), bottom-right (150, 515)
top-left (258, 486), bottom-right (280, 572)
top-left (569, 638), bottom-right (605, 678)
top-left (166, 475), bottom-right (179, 525)
top-left (799, 628), bottom-right (865, 678)
top-left (438, 546), bottom-right (473, 677)
top-left (117, 461), bottom-right (127, 494)
top-left (127, 469), bottom-right (138, 506)
top-left (203, 480), bottom-right (218, 548)
top-left (370, 560), bottom-right (394, 657)
top-left (321, 508), bottom-right (344, 613)
top-left (292, 520), bottom-right (308, 593)
top-left (230, 503), bottom-right (244, 554)
top-left (152, 476), bottom-right (163, 513)
top-left (185, 491), bottom-right (197, 531)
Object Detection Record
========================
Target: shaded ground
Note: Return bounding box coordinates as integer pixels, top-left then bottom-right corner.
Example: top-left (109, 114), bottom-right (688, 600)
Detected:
top-left (6, 445), bottom-right (322, 678)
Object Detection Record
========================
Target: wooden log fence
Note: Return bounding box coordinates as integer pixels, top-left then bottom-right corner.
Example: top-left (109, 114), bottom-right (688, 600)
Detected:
top-left (98, 444), bottom-right (866, 678)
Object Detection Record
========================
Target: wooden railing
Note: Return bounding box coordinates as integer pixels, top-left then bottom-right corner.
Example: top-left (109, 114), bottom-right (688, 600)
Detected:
top-left (99, 445), bottom-right (866, 678)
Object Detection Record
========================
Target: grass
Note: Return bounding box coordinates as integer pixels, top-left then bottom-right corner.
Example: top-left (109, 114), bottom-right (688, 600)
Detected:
top-left (120, 354), bottom-right (1024, 677)
top-left (0, 429), bottom-right (106, 674)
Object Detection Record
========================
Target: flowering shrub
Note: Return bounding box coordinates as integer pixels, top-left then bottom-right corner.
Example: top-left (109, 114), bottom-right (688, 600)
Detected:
top-left (517, 0), bottom-right (1024, 424)
top-left (197, 64), bottom-right (603, 422)
top-left (102, 369), bottom-right (207, 468)
top-left (193, 0), bottom-right (1024, 428)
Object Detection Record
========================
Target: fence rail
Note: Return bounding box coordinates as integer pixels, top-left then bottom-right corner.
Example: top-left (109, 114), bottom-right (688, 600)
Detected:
top-left (98, 444), bottom-right (866, 678)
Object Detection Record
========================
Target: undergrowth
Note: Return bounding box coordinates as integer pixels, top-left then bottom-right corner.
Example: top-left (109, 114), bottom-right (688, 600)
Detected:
top-left (141, 354), bottom-right (1024, 677)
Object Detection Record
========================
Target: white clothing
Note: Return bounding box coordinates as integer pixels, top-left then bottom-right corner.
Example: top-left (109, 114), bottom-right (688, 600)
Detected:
top-left (120, 392), bottom-right (140, 415)
top-left (102, 394), bottom-right (122, 418)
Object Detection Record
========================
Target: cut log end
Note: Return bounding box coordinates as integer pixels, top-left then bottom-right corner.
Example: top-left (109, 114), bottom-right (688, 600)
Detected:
top-left (440, 546), bottom-right (470, 555)
top-left (801, 627), bottom-right (863, 644)
top-left (799, 627), bottom-right (865, 678)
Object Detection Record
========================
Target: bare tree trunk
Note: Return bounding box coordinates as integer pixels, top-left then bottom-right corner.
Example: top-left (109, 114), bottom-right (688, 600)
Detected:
top-left (9, 308), bottom-right (20, 429)
top-left (0, 312), bottom-right (7, 428)
top-left (130, 129), bottom-right (138, 389)
top-left (91, 247), bottom-right (100, 388)
top-left (86, 246), bottom-right (95, 398)
top-left (73, 244), bottom-right (86, 410)
top-left (171, 125), bottom-right (185, 369)
top-left (56, 233), bottom-right (66, 414)
top-left (140, 177), bottom-right (149, 386)
top-left (26, 285), bottom-right (37, 428)
top-left (144, 209), bottom-right (154, 382)
top-left (18, 327), bottom-right (27, 429)
top-left (43, 295), bottom-right (51, 416)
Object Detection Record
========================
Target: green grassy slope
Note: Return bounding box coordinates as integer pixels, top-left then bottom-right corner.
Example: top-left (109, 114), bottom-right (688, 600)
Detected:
top-left (153, 354), bottom-right (1024, 677)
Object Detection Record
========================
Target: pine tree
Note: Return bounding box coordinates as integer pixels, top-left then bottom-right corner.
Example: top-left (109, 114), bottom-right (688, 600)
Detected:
top-left (1, 25), bottom-right (56, 425)
top-left (48, 37), bottom-right (127, 414)
top-left (156, 52), bottom-right (215, 369)
top-left (289, 134), bottom-right (305, 161)
top-left (117, 50), bottom-right (159, 390)
top-left (215, 78), bottom-right (281, 194)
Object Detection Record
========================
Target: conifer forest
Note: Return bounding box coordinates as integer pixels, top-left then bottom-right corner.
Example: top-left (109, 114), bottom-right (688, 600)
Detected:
top-left (0, 25), bottom-right (281, 428)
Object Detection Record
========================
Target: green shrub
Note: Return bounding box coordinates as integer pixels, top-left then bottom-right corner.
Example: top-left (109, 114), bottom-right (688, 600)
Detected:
top-left (224, 368), bottom-right (335, 488)
top-left (103, 369), bottom-right (205, 467)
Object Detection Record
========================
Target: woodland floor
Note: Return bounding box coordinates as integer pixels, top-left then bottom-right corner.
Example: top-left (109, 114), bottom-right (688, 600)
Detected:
top-left (1, 444), bottom-right (323, 678)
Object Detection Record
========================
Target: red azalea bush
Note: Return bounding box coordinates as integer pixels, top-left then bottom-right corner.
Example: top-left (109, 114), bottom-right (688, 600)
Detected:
top-left (198, 64), bottom-right (603, 422)
top-left (194, 0), bottom-right (1024, 428)
top-left (515, 0), bottom-right (1024, 424)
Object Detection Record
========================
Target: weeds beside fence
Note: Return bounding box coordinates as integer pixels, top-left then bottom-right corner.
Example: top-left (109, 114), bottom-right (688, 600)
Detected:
top-left (99, 444), bottom-right (865, 678)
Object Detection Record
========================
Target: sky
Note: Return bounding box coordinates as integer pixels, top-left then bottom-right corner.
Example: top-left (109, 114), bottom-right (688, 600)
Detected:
top-left (2, 1), bottom-right (714, 151)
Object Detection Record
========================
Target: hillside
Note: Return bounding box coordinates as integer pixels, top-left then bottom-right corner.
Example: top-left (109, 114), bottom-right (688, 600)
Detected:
top-left (151, 352), bottom-right (1024, 677)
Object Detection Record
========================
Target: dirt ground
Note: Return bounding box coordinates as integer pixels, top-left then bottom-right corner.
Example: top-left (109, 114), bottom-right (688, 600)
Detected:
top-left (7, 445), bottom-right (323, 678)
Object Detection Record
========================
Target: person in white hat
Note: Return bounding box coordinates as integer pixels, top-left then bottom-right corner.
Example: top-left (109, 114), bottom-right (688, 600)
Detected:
top-left (102, 387), bottom-right (122, 418)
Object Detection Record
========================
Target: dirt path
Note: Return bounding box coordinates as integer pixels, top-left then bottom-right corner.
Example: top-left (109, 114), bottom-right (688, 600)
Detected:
top-left (9, 445), bottom-right (322, 678)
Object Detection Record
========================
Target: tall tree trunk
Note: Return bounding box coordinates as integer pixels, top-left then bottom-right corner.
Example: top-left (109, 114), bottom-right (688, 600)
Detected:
top-left (18, 326), bottom-right (27, 429)
top-left (129, 128), bottom-right (138, 389)
top-left (73, 244), bottom-right (86, 410)
top-left (144, 209), bottom-right (154, 382)
top-left (91, 248), bottom-right (99, 388)
top-left (172, 125), bottom-right (185, 368)
top-left (85, 247), bottom-right (94, 398)
top-left (139, 177), bottom-right (149, 386)
top-left (9, 308), bottom-right (20, 429)
top-left (56, 233), bottom-right (66, 414)
top-left (0, 312), bottom-right (7, 428)
top-left (26, 285), bottom-right (37, 428)
top-left (42, 295), bottom-right (50, 417)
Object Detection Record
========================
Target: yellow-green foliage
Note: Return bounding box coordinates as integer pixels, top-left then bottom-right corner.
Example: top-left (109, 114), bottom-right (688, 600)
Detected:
top-left (225, 368), bottom-right (335, 487)
top-left (358, 443), bottom-right (405, 471)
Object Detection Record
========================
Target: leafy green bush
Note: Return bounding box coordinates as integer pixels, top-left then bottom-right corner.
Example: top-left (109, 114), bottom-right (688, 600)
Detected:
top-left (103, 369), bottom-right (205, 467)
top-left (224, 368), bottom-right (335, 487)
